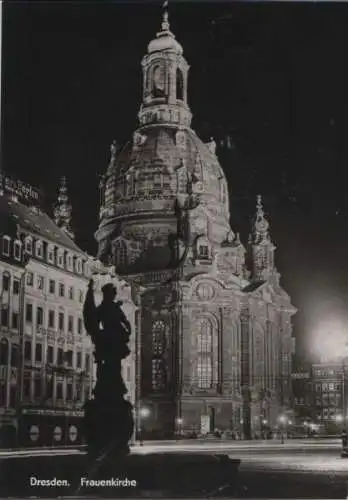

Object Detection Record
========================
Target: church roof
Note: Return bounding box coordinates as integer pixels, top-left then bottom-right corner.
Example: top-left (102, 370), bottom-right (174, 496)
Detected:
top-left (0, 194), bottom-right (82, 253)
top-left (242, 281), bottom-right (266, 293)
top-left (105, 126), bottom-right (228, 207)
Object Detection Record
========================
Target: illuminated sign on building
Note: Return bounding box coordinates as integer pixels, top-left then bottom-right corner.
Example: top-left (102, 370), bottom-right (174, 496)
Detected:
top-left (0, 173), bottom-right (41, 204)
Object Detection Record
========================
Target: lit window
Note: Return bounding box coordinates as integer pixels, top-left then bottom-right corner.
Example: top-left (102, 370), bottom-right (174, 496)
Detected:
top-left (329, 383), bottom-right (335, 391)
top-left (197, 356), bottom-right (213, 389)
top-left (2, 236), bottom-right (10, 256)
top-left (196, 319), bottom-right (214, 389)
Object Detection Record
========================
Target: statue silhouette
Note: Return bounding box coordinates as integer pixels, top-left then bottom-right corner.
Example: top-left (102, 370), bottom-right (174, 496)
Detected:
top-left (82, 279), bottom-right (134, 461)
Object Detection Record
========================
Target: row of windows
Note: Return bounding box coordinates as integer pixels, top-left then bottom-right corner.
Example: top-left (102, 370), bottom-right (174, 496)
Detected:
top-left (2, 235), bottom-right (86, 276)
top-left (24, 341), bottom-right (91, 370)
top-left (315, 383), bottom-right (341, 392)
top-left (1, 271), bottom-right (85, 303)
top-left (316, 393), bottom-right (341, 406)
top-left (314, 368), bottom-right (337, 377)
top-left (24, 303), bottom-right (84, 334)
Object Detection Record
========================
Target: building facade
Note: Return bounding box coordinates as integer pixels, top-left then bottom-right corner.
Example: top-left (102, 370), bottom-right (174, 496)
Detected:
top-left (312, 362), bottom-right (347, 434)
top-left (0, 175), bottom-right (136, 447)
top-left (95, 9), bottom-right (296, 439)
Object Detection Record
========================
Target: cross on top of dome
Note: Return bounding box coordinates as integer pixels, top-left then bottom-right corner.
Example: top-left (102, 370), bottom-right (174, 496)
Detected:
top-left (147, 1), bottom-right (183, 55)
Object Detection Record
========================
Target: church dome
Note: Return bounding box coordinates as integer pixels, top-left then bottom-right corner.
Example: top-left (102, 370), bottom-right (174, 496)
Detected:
top-left (102, 126), bottom-right (229, 225)
top-left (148, 31), bottom-right (183, 55)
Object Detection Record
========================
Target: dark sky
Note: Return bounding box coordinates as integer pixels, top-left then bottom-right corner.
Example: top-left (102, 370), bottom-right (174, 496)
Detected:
top-left (2, 0), bottom-right (348, 360)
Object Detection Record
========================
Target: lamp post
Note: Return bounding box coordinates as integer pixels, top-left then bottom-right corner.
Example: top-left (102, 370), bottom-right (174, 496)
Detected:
top-left (138, 406), bottom-right (150, 446)
top-left (278, 415), bottom-right (287, 444)
top-left (176, 417), bottom-right (183, 438)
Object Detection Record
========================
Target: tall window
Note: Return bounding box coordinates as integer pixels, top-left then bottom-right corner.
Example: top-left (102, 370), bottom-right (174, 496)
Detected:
top-left (47, 246), bottom-right (54, 263)
top-left (116, 241), bottom-right (127, 267)
top-left (36, 306), bottom-right (43, 326)
top-left (196, 319), bottom-right (214, 389)
top-left (2, 272), bottom-right (10, 292)
top-left (12, 312), bottom-right (19, 330)
top-left (176, 68), bottom-right (184, 100)
top-left (56, 382), bottom-right (63, 400)
top-left (47, 345), bottom-right (54, 364)
top-left (25, 237), bottom-right (33, 254)
top-left (68, 315), bottom-right (74, 333)
top-left (2, 236), bottom-right (10, 256)
top-left (48, 310), bottom-right (55, 329)
top-left (49, 279), bottom-right (55, 294)
top-left (152, 320), bottom-right (165, 355)
top-left (0, 307), bottom-right (8, 327)
top-left (14, 241), bottom-right (21, 260)
top-left (59, 283), bottom-right (65, 297)
top-left (24, 341), bottom-right (31, 361)
top-left (25, 303), bottom-right (33, 323)
top-left (37, 275), bottom-right (44, 291)
top-left (57, 348), bottom-right (64, 365)
top-left (13, 279), bottom-right (20, 295)
top-left (0, 339), bottom-right (9, 365)
top-left (78, 318), bottom-right (83, 335)
top-left (76, 351), bottom-right (82, 368)
top-left (26, 272), bottom-right (33, 287)
top-left (35, 241), bottom-right (43, 258)
top-left (152, 359), bottom-right (166, 390)
top-left (10, 344), bottom-right (19, 367)
top-left (58, 312), bottom-right (64, 331)
top-left (85, 354), bottom-right (90, 372)
top-left (68, 286), bottom-right (74, 300)
top-left (35, 343), bottom-right (42, 362)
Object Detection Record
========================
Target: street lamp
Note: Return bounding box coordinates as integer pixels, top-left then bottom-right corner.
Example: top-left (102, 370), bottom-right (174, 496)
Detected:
top-left (278, 415), bottom-right (287, 444)
top-left (137, 406), bottom-right (150, 445)
top-left (176, 417), bottom-right (183, 437)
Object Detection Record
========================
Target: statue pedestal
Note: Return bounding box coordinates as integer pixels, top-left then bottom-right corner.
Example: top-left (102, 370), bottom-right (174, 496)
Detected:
top-left (83, 397), bottom-right (134, 460)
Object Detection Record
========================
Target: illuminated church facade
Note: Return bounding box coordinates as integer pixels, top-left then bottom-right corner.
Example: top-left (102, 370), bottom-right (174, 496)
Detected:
top-left (95, 9), bottom-right (296, 438)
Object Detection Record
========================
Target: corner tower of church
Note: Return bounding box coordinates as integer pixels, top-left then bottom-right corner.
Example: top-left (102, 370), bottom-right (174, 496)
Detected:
top-left (96, 6), bottom-right (296, 439)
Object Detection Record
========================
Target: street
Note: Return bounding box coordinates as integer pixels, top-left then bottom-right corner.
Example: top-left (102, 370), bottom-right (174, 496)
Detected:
top-left (0, 440), bottom-right (347, 497)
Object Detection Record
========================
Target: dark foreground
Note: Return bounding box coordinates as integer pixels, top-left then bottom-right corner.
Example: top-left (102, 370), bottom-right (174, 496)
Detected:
top-left (0, 450), bottom-right (347, 498)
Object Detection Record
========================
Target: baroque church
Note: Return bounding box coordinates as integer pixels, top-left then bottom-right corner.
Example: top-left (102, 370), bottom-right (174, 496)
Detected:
top-left (95, 8), bottom-right (296, 439)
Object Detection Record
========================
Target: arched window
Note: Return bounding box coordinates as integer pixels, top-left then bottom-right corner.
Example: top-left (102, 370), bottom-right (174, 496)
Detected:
top-left (196, 319), bottom-right (213, 389)
top-left (152, 65), bottom-right (166, 98)
top-left (152, 320), bottom-right (166, 355)
top-left (176, 68), bottom-right (184, 100)
top-left (115, 240), bottom-right (127, 268)
top-left (0, 339), bottom-right (9, 365)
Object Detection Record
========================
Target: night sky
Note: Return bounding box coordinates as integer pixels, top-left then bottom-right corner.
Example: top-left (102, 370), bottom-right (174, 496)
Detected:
top-left (2, 0), bottom-right (348, 361)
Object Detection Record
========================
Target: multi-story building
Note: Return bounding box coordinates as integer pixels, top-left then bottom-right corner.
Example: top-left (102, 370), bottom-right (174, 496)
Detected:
top-left (312, 362), bottom-right (347, 433)
top-left (0, 174), bottom-right (136, 448)
top-left (95, 7), bottom-right (296, 439)
top-left (291, 367), bottom-right (314, 425)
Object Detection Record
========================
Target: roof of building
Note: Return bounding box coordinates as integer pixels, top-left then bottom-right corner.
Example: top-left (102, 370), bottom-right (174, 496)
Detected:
top-left (242, 281), bottom-right (266, 293)
top-left (0, 194), bottom-right (82, 253)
